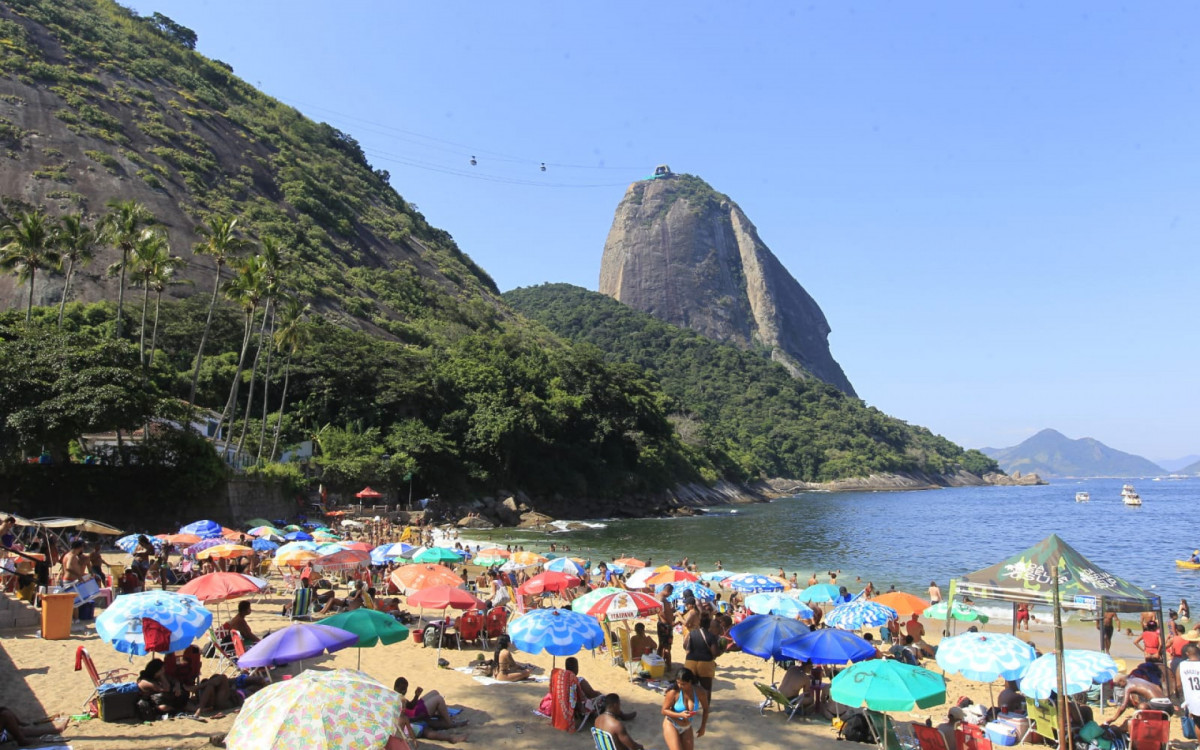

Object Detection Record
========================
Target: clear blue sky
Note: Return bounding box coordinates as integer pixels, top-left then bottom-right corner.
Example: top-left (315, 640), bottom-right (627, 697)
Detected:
top-left (140, 1), bottom-right (1199, 461)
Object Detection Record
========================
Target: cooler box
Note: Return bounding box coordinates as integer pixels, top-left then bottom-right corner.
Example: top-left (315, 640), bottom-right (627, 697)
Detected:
top-left (641, 653), bottom-right (665, 678)
top-left (40, 592), bottom-right (77, 640)
top-left (98, 687), bottom-right (139, 722)
top-left (984, 720), bottom-right (1020, 746)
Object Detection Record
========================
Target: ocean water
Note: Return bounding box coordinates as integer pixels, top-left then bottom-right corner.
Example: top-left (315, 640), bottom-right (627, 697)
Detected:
top-left (466, 477), bottom-right (1200, 612)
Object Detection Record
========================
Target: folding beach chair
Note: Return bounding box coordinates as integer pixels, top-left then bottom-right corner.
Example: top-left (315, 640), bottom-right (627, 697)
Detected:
top-left (483, 606), bottom-right (507, 647)
top-left (592, 727), bottom-right (619, 750)
top-left (288, 586), bottom-right (314, 621)
top-left (1021, 697), bottom-right (1058, 747)
top-left (548, 667), bottom-right (594, 733)
top-left (912, 722), bottom-right (951, 750)
top-left (455, 610), bottom-right (485, 650)
top-left (206, 626), bottom-right (239, 675)
top-left (229, 630), bottom-right (271, 684)
top-left (75, 646), bottom-right (134, 713)
top-left (617, 628), bottom-right (639, 681)
top-left (1129, 709), bottom-right (1171, 750)
top-left (754, 682), bottom-right (807, 722)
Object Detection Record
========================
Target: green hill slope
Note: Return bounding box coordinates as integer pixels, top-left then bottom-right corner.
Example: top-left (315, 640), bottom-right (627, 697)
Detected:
top-left (504, 283), bottom-right (997, 483)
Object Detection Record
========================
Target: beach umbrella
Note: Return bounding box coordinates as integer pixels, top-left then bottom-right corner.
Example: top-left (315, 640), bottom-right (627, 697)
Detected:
top-left (779, 628), bottom-right (876, 665)
top-left (647, 569), bottom-right (699, 586)
top-left (701, 571), bottom-right (734, 582)
top-left (178, 572), bottom-right (266, 603)
top-left (872, 591), bottom-right (931, 617)
top-left (356, 486), bottom-right (383, 500)
top-left (413, 546), bottom-right (462, 565)
top-left (406, 585), bottom-right (483, 611)
top-left (275, 549), bottom-right (321, 567)
top-left (157, 533), bottom-right (201, 546)
top-left (659, 581), bottom-right (716, 603)
top-left (511, 551), bottom-right (548, 565)
top-left (585, 591), bottom-right (662, 621)
top-left (390, 564), bottom-right (464, 593)
top-left (179, 520), bottom-right (222, 538)
top-left (1020, 650), bottom-right (1119, 700)
top-left (746, 592), bottom-right (814, 619)
top-left (613, 557), bottom-right (646, 569)
top-left (369, 545), bottom-right (398, 566)
top-left (95, 591), bottom-right (212, 656)
top-left (252, 538), bottom-right (280, 553)
top-left (796, 583), bottom-right (841, 602)
top-left (936, 632), bottom-right (1037, 683)
top-left (830, 659), bottom-right (947, 712)
top-left (730, 614), bottom-right (811, 681)
top-left (237, 622), bottom-right (359, 669)
top-left (276, 541), bottom-right (319, 555)
top-left (507, 607), bottom-right (605, 663)
top-left (313, 549), bottom-right (371, 573)
top-left (285, 531), bottom-right (314, 542)
top-left (115, 534), bottom-right (163, 554)
top-left (339, 541), bottom-right (373, 553)
top-left (283, 524), bottom-right (303, 532)
top-left (226, 668), bottom-right (401, 750)
top-left (473, 549), bottom-right (508, 566)
top-left (377, 542), bottom-right (416, 559)
top-left (221, 526), bottom-right (245, 540)
top-left (196, 544), bottom-right (253, 560)
top-left (571, 587), bottom-right (625, 613)
top-left (725, 573), bottom-right (784, 593)
top-left (825, 600), bottom-right (898, 630)
top-left (623, 567), bottom-right (659, 590)
top-left (320, 609), bottom-right (410, 669)
top-left (184, 538), bottom-right (227, 557)
top-left (315, 543), bottom-right (346, 556)
top-left (923, 601), bottom-right (990, 623)
top-left (244, 517), bottom-right (274, 529)
top-left (544, 557), bottom-right (587, 576)
top-left (312, 530), bottom-right (341, 542)
top-left (501, 560), bottom-right (533, 573)
top-left (517, 571), bottom-right (580, 596)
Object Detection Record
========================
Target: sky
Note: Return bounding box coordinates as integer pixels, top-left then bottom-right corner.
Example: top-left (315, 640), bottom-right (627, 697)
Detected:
top-left (138, 1), bottom-right (1199, 461)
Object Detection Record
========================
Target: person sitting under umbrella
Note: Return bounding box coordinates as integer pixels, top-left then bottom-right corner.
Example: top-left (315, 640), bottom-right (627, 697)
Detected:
top-left (137, 658), bottom-right (188, 716)
top-left (223, 601), bottom-right (260, 645)
top-left (393, 677), bottom-right (468, 729)
top-left (778, 662), bottom-right (817, 712)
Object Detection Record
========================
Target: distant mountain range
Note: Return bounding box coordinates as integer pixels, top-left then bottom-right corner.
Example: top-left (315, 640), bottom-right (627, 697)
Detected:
top-left (1178, 458), bottom-right (1200, 476)
top-left (981, 429), bottom-right (1166, 478)
top-left (1158, 455), bottom-right (1200, 473)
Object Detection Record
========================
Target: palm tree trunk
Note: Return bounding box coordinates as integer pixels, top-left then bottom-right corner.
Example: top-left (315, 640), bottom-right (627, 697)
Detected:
top-left (255, 310), bottom-right (278, 464)
top-left (57, 258), bottom-right (74, 328)
top-left (25, 268), bottom-right (35, 326)
top-left (114, 248), bottom-right (128, 338)
top-left (270, 352), bottom-right (293, 461)
top-left (216, 308), bottom-right (255, 461)
top-left (149, 289), bottom-right (163, 369)
top-left (235, 300), bottom-right (272, 459)
top-left (138, 283), bottom-right (150, 366)
top-left (188, 267), bottom-right (222, 407)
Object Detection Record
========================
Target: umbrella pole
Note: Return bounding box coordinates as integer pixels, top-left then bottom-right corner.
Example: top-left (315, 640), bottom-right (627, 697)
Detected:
top-left (1052, 569), bottom-right (1071, 750)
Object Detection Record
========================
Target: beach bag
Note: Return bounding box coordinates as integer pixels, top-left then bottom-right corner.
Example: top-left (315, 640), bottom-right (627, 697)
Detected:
top-left (840, 712), bottom-right (873, 743)
top-left (1181, 714), bottom-right (1196, 740)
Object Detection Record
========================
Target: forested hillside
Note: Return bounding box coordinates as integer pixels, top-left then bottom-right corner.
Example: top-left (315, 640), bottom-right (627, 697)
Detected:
top-left (505, 284), bottom-right (998, 483)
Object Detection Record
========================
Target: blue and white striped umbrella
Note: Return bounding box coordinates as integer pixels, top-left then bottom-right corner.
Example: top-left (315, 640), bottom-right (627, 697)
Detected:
top-left (115, 535), bottom-right (163, 554)
top-left (725, 574), bottom-right (784, 593)
top-left (95, 591), bottom-right (213, 655)
top-left (544, 557), bottom-right (587, 576)
top-left (1020, 650), bottom-right (1119, 699)
top-left (746, 592), bottom-right (814, 619)
top-left (506, 608), bottom-right (605, 657)
top-left (179, 520), bottom-right (222, 539)
top-left (658, 581), bottom-right (716, 603)
top-left (251, 538), bottom-right (279, 553)
top-left (824, 600), bottom-right (898, 630)
top-left (936, 632), bottom-right (1036, 683)
top-left (701, 571), bottom-right (735, 582)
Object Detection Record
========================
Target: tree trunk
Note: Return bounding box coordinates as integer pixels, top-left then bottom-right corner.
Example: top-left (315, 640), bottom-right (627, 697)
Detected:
top-left (138, 283), bottom-right (150, 366)
top-left (114, 248), bottom-right (128, 338)
top-left (149, 289), bottom-right (163, 369)
top-left (57, 258), bottom-right (74, 328)
top-left (255, 309), bottom-right (278, 464)
top-left (215, 307), bottom-right (255, 461)
top-left (235, 300), bottom-right (272, 460)
top-left (188, 266), bottom-right (223, 408)
top-left (25, 268), bottom-right (35, 326)
top-left (270, 352), bottom-right (293, 462)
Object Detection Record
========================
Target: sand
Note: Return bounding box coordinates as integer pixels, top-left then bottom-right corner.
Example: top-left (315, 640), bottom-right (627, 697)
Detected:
top-left (0, 559), bottom-right (1189, 749)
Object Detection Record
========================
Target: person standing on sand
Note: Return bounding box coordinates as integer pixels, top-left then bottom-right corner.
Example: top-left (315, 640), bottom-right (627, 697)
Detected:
top-left (662, 668), bottom-right (709, 750)
top-left (808, 572), bottom-right (818, 586)
top-left (1175, 644), bottom-right (1200, 732)
top-left (59, 539), bottom-right (86, 584)
top-left (658, 584), bottom-right (676, 669)
top-left (1016, 603), bottom-right (1031, 632)
top-left (928, 581), bottom-right (942, 605)
top-left (1100, 611), bottom-right (1118, 652)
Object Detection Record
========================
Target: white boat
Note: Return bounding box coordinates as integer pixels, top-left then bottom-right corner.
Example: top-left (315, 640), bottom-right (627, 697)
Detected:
top-left (1121, 484), bottom-right (1143, 506)
top-left (1075, 491), bottom-right (1090, 503)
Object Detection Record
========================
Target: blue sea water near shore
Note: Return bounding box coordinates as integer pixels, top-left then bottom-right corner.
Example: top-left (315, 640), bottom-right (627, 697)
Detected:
top-left (467, 477), bottom-right (1200, 613)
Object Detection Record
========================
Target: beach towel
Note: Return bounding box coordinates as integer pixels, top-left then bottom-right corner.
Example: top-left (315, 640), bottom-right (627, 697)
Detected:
top-left (549, 667), bottom-right (579, 732)
top-left (453, 666), bottom-right (548, 686)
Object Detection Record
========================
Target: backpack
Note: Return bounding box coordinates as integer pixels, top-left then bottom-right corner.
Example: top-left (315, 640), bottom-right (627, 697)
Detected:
top-left (840, 711), bottom-right (874, 743)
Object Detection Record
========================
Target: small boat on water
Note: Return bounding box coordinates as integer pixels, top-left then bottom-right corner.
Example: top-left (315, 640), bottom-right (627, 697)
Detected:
top-left (1177, 560), bottom-right (1200, 569)
top-left (1075, 491), bottom-right (1090, 503)
top-left (1121, 484), bottom-right (1143, 506)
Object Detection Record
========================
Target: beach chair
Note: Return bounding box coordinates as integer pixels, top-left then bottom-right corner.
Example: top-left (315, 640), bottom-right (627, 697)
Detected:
top-left (484, 607), bottom-right (508, 647)
top-left (1021, 697), bottom-right (1058, 747)
top-left (455, 610), bottom-right (485, 650)
top-left (229, 630), bottom-right (271, 684)
top-left (617, 628), bottom-right (639, 681)
top-left (754, 682), bottom-right (807, 722)
top-left (206, 626), bottom-right (239, 674)
top-left (548, 667), bottom-right (593, 733)
top-left (912, 722), bottom-right (950, 750)
top-left (288, 586), bottom-right (314, 621)
top-left (955, 721), bottom-right (993, 750)
top-left (75, 646), bottom-right (135, 713)
top-left (592, 727), bottom-right (619, 750)
top-left (1129, 709), bottom-right (1171, 750)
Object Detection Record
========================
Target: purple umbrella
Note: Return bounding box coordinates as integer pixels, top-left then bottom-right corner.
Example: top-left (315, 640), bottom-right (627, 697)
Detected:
top-left (236, 622), bottom-right (359, 668)
top-left (184, 538), bottom-right (227, 557)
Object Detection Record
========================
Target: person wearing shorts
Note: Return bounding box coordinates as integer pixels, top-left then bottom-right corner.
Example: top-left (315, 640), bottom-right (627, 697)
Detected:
top-left (657, 584), bottom-right (676, 669)
top-left (682, 615), bottom-right (723, 695)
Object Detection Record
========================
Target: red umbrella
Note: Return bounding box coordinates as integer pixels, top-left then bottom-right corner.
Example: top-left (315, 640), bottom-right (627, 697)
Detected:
top-left (355, 487), bottom-right (383, 499)
top-left (407, 585), bottom-right (483, 611)
top-left (339, 541), bottom-right (372, 553)
top-left (312, 549), bottom-right (370, 572)
top-left (517, 571), bottom-right (581, 596)
top-left (177, 572), bottom-right (264, 603)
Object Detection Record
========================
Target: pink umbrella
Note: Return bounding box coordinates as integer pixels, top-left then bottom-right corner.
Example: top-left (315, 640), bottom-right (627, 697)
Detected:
top-left (407, 585), bottom-right (483, 611)
top-left (177, 572), bottom-right (264, 603)
top-left (517, 571), bottom-right (581, 596)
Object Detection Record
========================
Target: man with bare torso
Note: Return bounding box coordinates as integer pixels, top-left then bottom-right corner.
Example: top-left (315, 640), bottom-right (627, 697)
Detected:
top-left (59, 540), bottom-right (87, 583)
top-left (657, 584), bottom-right (676, 669)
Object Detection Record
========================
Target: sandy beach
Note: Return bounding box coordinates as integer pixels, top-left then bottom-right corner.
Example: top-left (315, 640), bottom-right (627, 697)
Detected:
top-left (0, 554), bottom-right (1189, 750)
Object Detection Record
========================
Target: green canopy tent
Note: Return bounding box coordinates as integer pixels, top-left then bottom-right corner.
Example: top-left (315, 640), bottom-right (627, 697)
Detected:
top-left (949, 534), bottom-right (1161, 750)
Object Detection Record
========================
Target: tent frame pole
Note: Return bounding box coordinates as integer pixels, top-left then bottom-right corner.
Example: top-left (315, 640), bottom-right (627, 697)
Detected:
top-left (1052, 571), bottom-right (1072, 750)
top-left (1158, 599), bottom-right (1174, 702)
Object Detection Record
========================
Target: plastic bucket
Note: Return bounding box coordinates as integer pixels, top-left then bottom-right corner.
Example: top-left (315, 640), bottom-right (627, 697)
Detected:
top-left (412, 628), bottom-right (424, 645)
top-left (40, 593), bottom-right (77, 639)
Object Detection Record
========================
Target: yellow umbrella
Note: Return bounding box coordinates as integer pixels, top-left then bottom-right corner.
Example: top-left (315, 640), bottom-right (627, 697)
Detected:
top-left (275, 549), bottom-right (321, 567)
top-left (197, 544), bottom-right (253, 560)
top-left (511, 551), bottom-right (548, 565)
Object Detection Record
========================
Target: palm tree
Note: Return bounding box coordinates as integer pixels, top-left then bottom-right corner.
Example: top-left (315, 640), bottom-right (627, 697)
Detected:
top-left (142, 240), bottom-right (185, 370)
top-left (128, 228), bottom-right (181, 366)
top-left (268, 296), bottom-right (310, 462)
top-left (214, 253), bottom-right (267, 457)
top-left (189, 216), bottom-right (247, 408)
top-left (100, 200), bottom-right (153, 339)
top-left (54, 213), bottom-right (97, 328)
top-left (0, 210), bottom-right (60, 326)
top-left (236, 236), bottom-right (289, 460)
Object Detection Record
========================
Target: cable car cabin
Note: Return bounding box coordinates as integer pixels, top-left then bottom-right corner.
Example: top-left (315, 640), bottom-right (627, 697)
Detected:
top-left (653, 164), bottom-right (673, 177)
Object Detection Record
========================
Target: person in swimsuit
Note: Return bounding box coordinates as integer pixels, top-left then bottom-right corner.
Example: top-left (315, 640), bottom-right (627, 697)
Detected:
top-left (1134, 621), bottom-right (1162, 659)
top-left (0, 707), bottom-right (68, 746)
top-left (491, 635), bottom-right (531, 682)
top-left (662, 668), bottom-right (709, 750)
top-left (657, 584), bottom-right (676, 669)
top-left (392, 677), bottom-right (467, 728)
top-left (682, 614), bottom-right (724, 695)
top-left (928, 581), bottom-right (942, 604)
top-left (1016, 603), bottom-right (1030, 631)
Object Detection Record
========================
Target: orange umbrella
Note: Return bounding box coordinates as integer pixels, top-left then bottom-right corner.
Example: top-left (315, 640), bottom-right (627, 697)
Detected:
top-left (871, 591), bottom-right (930, 617)
top-left (220, 526), bottom-right (244, 540)
top-left (614, 557), bottom-right (646, 569)
top-left (157, 533), bottom-right (201, 546)
top-left (647, 569), bottom-right (699, 586)
top-left (511, 551), bottom-right (548, 565)
top-left (390, 563), bottom-right (464, 593)
top-left (767, 575), bottom-right (793, 591)
top-left (276, 549), bottom-right (320, 567)
top-left (196, 544), bottom-right (253, 560)
top-left (313, 549), bottom-right (371, 572)
top-left (339, 541), bottom-right (372, 553)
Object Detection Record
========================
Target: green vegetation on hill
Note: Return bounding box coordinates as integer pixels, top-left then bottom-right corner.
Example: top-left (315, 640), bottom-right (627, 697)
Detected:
top-left (505, 284), bottom-right (998, 483)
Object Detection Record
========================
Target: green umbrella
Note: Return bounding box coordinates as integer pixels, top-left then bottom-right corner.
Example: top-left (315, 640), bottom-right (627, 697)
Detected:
top-left (571, 587), bottom-right (624, 613)
top-left (413, 547), bottom-right (462, 565)
top-left (320, 609), bottom-right (410, 669)
top-left (923, 600), bottom-right (990, 623)
top-left (283, 524), bottom-right (303, 532)
top-left (245, 518), bottom-right (274, 529)
top-left (830, 659), bottom-right (947, 712)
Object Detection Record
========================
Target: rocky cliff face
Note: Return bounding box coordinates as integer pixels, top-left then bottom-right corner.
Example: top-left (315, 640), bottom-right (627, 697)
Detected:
top-left (599, 173), bottom-right (856, 396)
